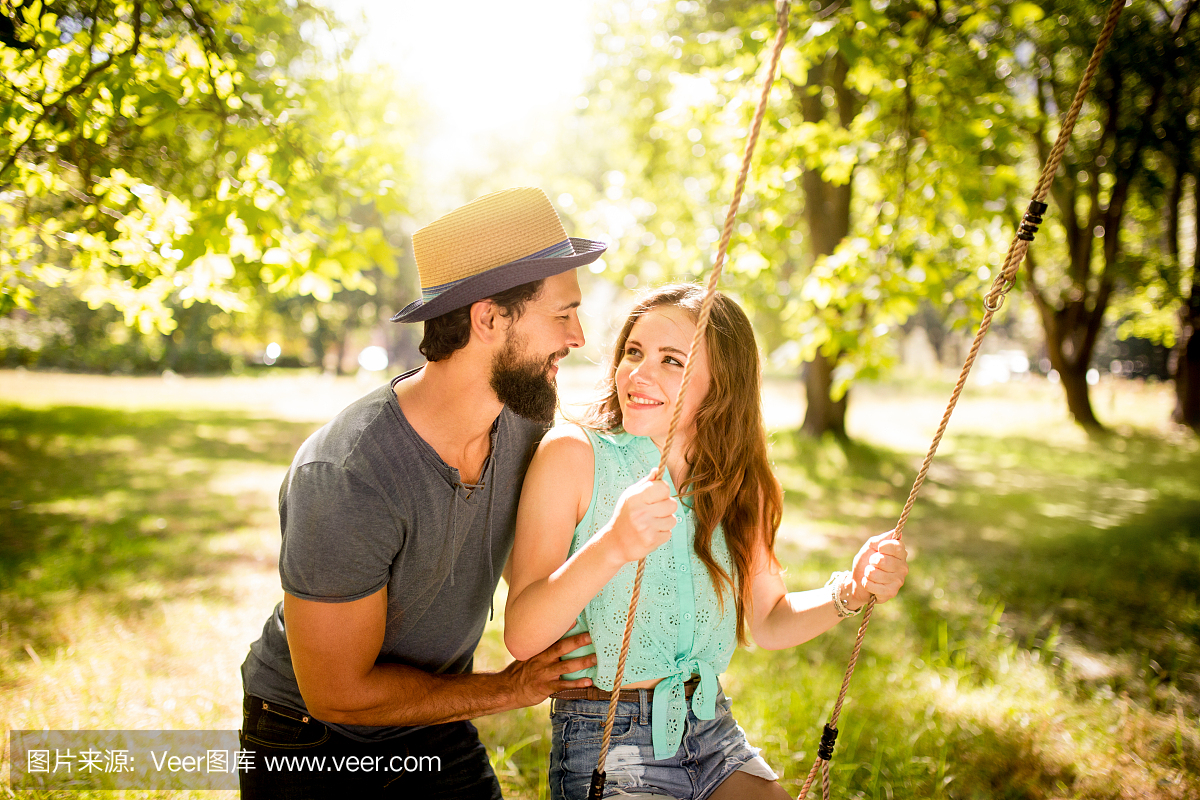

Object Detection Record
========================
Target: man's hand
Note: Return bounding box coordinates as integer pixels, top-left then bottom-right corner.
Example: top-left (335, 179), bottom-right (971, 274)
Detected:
top-left (501, 632), bottom-right (597, 708)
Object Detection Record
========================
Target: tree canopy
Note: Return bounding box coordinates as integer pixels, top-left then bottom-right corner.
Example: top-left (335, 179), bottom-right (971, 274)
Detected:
top-left (576, 0), bottom-right (1198, 434)
top-left (1006, 0), bottom-right (1199, 429)
top-left (1, 0), bottom-right (410, 334)
top-left (576, 0), bottom-right (1031, 434)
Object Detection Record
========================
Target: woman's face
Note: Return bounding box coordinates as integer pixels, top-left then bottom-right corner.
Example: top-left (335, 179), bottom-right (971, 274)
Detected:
top-left (615, 305), bottom-right (711, 446)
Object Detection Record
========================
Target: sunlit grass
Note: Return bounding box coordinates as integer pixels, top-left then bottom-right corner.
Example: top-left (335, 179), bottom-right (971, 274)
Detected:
top-left (0, 398), bottom-right (309, 800)
top-left (1, 370), bottom-right (1197, 799)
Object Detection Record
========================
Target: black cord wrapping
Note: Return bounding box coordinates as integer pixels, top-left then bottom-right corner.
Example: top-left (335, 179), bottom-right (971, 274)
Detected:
top-left (588, 769), bottom-right (606, 800)
top-left (1016, 200), bottom-right (1049, 241)
top-left (817, 723), bottom-right (839, 761)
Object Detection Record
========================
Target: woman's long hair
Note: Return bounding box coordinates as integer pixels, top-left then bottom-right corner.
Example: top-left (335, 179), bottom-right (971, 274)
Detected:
top-left (584, 283), bottom-right (782, 645)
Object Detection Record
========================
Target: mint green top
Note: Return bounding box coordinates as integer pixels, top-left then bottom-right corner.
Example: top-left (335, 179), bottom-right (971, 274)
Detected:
top-left (560, 427), bottom-right (737, 761)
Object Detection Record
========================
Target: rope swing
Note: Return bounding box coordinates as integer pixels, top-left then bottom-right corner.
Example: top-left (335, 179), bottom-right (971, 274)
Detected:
top-left (588, 0), bottom-right (1127, 796)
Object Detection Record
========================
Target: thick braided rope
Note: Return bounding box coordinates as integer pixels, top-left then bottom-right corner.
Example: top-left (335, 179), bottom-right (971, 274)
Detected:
top-left (796, 0), bottom-right (1124, 797)
top-left (593, 0), bottom-right (794, 776)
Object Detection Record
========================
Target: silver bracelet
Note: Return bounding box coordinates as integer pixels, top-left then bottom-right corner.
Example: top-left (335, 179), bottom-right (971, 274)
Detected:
top-left (825, 570), bottom-right (861, 619)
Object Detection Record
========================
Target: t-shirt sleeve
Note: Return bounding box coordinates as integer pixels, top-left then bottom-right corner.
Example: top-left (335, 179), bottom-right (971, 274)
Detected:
top-left (278, 460), bottom-right (401, 602)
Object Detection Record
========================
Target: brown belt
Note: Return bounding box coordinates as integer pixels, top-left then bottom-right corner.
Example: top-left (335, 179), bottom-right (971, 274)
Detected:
top-left (552, 678), bottom-right (699, 703)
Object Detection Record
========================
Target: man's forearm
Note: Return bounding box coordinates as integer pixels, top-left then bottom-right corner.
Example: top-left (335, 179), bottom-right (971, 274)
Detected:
top-left (304, 662), bottom-right (517, 728)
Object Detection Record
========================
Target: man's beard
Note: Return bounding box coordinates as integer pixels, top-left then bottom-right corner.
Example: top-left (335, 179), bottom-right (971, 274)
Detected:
top-left (489, 334), bottom-right (565, 425)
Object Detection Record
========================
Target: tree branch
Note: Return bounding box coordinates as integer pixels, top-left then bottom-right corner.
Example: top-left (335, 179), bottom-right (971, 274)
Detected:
top-left (0, 2), bottom-right (150, 183)
top-left (132, 0), bottom-right (143, 58)
top-left (1172, 0), bottom-right (1198, 34)
top-left (1035, 75), bottom-right (1080, 262)
top-left (816, 0), bottom-right (844, 19)
top-left (1, 55), bottom-right (119, 182)
top-left (1024, 244), bottom-right (1049, 305)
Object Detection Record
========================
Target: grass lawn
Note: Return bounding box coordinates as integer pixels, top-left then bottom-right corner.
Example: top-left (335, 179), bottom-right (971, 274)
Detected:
top-left (0, 368), bottom-right (1196, 799)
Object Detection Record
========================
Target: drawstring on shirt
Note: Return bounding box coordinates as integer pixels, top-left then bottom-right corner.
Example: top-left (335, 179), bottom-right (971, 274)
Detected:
top-left (446, 487), bottom-right (461, 587)
top-left (486, 471), bottom-right (497, 620)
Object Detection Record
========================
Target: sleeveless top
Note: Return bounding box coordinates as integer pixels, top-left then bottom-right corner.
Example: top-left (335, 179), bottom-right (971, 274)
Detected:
top-left (560, 427), bottom-right (737, 760)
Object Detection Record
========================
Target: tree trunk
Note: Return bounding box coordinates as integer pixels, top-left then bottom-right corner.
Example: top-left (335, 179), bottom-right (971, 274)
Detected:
top-left (802, 351), bottom-right (848, 439)
top-left (1024, 53), bottom-right (1158, 435)
top-left (1175, 304), bottom-right (1200, 430)
top-left (1030, 280), bottom-right (1105, 431)
top-left (1174, 175), bottom-right (1200, 429)
top-left (1040, 295), bottom-right (1108, 431)
top-left (335, 332), bottom-right (349, 376)
top-left (793, 55), bottom-right (855, 438)
top-left (1058, 359), bottom-right (1102, 430)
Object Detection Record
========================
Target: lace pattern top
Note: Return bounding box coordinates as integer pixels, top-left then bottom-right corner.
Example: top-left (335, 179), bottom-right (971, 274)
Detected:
top-left (559, 427), bottom-right (737, 760)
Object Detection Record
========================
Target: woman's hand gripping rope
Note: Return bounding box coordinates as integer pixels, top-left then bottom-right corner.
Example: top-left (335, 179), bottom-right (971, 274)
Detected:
top-left (846, 531), bottom-right (909, 610)
top-left (600, 472), bottom-right (678, 565)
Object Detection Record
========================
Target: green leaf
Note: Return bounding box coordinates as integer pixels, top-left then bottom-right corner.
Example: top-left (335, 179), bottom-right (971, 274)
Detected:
top-left (22, 0), bottom-right (44, 25)
top-left (1009, 2), bottom-right (1045, 27)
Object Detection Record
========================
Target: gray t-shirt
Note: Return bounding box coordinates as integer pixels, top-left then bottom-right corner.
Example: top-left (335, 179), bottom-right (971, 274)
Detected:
top-left (241, 371), bottom-right (546, 742)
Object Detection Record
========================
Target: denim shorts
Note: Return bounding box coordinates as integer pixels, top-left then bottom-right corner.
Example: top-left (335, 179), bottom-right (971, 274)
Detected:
top-left (548, 687), bottom-right (777, 800)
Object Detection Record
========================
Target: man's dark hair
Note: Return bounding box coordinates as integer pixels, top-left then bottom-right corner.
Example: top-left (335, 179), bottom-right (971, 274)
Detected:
top-left (419, 278), bottom-right (546, 362)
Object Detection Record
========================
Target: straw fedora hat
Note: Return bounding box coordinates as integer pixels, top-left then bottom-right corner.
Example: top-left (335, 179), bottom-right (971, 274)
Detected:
top-left (391, 188), bottom-right (606, 323)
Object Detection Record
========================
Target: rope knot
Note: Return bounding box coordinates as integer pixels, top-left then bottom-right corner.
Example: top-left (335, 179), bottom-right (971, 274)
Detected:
top-left (1016, 200), bottom-right (1049, 242)
top-left (817, 723), bottom-right (838, 761)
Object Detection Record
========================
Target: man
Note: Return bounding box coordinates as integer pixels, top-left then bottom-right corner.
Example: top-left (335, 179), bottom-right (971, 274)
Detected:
top-left (239, 188), bottom-right (606, 799)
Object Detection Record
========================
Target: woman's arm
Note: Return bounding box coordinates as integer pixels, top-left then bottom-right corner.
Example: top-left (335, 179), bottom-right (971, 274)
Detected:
top-left (504, 426), bottom-right (677, 661)
top-left (748, 528), bottom-right (909, 652)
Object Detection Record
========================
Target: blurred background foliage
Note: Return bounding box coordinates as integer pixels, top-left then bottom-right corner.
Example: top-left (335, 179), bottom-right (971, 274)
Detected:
top-left (1, 0), bottom-right (1198, 432)
top-left (1, 0), bottom-right (421, 372)
top-left (3, 2), bottom-right (1199, 797)
top-left (564, 0), bottom-right (1198, 434)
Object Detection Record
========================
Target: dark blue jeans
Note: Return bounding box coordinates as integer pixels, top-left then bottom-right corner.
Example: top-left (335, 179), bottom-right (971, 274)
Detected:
top-left (239, 695), bottom-right (503, 799)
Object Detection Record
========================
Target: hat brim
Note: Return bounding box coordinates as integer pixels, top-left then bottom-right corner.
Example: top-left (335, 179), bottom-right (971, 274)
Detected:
top-left (391, 237), bottom-right (607, 323)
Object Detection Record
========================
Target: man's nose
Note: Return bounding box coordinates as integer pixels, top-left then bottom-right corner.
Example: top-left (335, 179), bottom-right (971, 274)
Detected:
top-left (567, 313), bottom-right (585, 349)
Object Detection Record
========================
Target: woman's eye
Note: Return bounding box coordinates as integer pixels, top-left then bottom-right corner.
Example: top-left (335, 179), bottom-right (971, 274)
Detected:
top-left (665, 356), bottom-right (683, 367)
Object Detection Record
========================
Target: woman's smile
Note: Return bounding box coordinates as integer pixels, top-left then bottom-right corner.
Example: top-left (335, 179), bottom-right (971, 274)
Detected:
top-left (625, 391), bottom-right (664, 408)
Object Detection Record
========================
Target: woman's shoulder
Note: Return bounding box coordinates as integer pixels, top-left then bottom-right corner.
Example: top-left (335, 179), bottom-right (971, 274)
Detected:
top-left (535, 424), bottom-right (652, 471)
top-left (533, 423), bottom-right (595, 467)
top-left (526, 424), bottom-right (596, 520)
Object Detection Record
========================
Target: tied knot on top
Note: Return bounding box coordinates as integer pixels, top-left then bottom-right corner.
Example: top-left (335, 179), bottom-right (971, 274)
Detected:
top-left (650, 658), bottom-right (720, 761)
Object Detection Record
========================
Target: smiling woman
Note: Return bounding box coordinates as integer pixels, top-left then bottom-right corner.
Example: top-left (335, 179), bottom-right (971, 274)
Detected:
top-left (504, 283), bottom-right (909, 800)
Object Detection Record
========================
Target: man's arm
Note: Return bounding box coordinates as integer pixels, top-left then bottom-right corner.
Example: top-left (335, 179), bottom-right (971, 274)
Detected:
top-left (285, 588), bottom-right (595, 727)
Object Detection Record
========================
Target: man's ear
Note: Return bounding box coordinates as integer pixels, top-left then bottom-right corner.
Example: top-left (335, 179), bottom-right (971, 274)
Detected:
top-left (469, 299), bottom-right (507, 345)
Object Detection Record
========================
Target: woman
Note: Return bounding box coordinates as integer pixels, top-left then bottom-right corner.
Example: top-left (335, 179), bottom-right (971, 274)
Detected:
top-left (505, 284), bottom-right (909, 800)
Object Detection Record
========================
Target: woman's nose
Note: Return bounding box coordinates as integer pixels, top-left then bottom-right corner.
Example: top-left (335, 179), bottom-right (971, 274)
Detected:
top-left (630, 361), bottom-right (656, 384)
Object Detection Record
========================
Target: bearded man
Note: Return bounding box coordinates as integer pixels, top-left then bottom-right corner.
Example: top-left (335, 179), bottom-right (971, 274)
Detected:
top-left (238, 189), bottom-right (605, 799)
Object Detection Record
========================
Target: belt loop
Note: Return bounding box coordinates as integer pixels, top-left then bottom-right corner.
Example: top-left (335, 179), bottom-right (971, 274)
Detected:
top-left (639, 689), bottom-right (649, 725)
